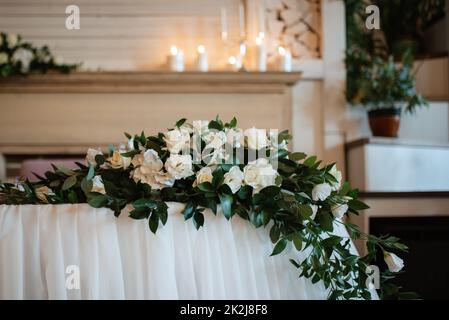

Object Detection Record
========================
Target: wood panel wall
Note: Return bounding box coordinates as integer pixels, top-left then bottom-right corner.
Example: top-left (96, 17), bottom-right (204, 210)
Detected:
top-left (0, 0), bottom-right (244, 70)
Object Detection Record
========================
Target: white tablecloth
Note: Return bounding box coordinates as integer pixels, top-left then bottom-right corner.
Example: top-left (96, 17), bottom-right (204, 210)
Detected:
top-left (0, 203), bottom-right (368, 300)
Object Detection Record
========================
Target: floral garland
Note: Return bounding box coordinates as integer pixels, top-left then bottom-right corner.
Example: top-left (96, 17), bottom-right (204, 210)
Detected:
top-left (0, 117), bottom-right (412, 300)
top-left (0, 32), bottom-right (79, 77)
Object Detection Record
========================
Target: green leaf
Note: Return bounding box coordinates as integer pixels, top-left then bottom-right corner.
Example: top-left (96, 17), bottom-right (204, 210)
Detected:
top-left (208, 120), bottom-right (223, 131)
top-left (229, 117), bottom-right (237, 128)
top-left (292, 233), bottom-right (303, 251)
top-left (175, 118), bottom-right (187, 128)
top-left (129, 208), bottom-right (149, 220)
top-left (158, 202), bottom-right (169, 225)
top-left (148, 211), bottom-right (159, 234)
top-left (219, 193), bottom-right (233, 220)
top-left (289, 152), bottom-right (307, 161)
top-left (348, 199), bottom-right (370, 210)
top-left (197, 182), bottom-right (215, 192)
top-left (270, 238), bottom-right (288, 256)
top-left (57, 166), bottom-right (75, 176)
top-left (88, 194), bottom-right (108, 208)
top-left (182, 202), bottom-right (196, 220)
top-left (298, 204), bottom-right (313, 219)
top-left (339, 182), bottom-right (350, 196)
top-left (317, 211), bottom-right (334, 232)
top-left (67, 190), bottom-right (78, 203)
top-left (269, 225), bottom-right (280, 243)
top-left (80, 177), bottom-right (93, 194)
top-left (62, 175), bottom-right (77, 191)
top-left (303, 156), bottom-right (317, 167)
top-left (193, 211), bottom-right (204, 230)
top-left (133, 198), bottom-right (157, 209)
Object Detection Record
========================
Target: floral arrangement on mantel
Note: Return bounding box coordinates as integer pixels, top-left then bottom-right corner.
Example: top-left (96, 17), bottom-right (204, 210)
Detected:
top-left (0, 32), bottom-right (78, 77)
top-left (0, 117), bottom-right (411, 300)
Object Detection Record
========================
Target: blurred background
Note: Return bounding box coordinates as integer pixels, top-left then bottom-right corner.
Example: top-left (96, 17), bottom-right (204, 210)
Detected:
top-left (0, 0), bottom-right (448, 299)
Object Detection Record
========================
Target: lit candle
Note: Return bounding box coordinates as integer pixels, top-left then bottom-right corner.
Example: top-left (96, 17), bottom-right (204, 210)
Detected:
top-left (228, 56), bottom-right (241, 71)
top-left (220, 7), bottom-right (228, 41)
top-left (277, 46), bottom-right (292, 72)
top-left (255, 32), bottom-right (266, 72)
top-left (196, 45), bottom-right (208, 72)
top-left (167, 45), bottom-right (184, 72)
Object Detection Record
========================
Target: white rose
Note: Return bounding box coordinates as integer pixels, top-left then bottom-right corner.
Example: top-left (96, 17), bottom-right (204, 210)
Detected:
top-left (86, 148), bottom-right (103, 166)
top-left (203, 131), bottom-right (227, 149)
top-left (91, 175), bottom-right (106, 194)
top-left (225, 128), bottom-right (244, 148)
top-left (329, 164), bottom-right (343, 191)
top-left (193, 167), bottom-right (213, 187)
top-left (133, 149), bottom-right (163, 171)
top-left (11, 48), bottom-right (34, 73)
top-left (310, 204), bottom-right (318, 220)
top-left (108, 150), bottom-right (131, 169)
top-left (384, 252), bottom-right (404, 273)
top-left (269, 130), bottom-right (289, 151)
top-left (312, 183), bottom-right (332, 201)
top-left (0, 52), bottom-right (8, 65)
top-left (244, 127), bottom-right (268, 150)
top-left (164, 128), bottom-right (190, 154)
top-left (7, 33), bottom-right (18, 48)
top-left (35, 186), bottom-right (53, 203)
top-left (224, 166), bottom-right (244, 193)
top-left (132, 168), bottom-right (174, 190)
top-left (165, 154), bottom-right (194, 180)
top-left (243, 158), bottom-right (278, 194)
top-left (331, 203), bottom-right (348, 219)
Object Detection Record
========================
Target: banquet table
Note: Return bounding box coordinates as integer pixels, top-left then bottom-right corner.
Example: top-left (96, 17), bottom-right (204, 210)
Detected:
top-left (0, 203), bottom-right (372, 300)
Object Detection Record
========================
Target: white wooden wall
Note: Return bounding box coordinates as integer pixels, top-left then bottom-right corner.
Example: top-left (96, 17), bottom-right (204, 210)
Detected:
top-left (0, 0), bottom-right (245, 70)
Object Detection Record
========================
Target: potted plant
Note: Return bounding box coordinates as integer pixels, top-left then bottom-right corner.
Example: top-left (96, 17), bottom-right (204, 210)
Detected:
top-left (348, 50), bottom-right (428, 137)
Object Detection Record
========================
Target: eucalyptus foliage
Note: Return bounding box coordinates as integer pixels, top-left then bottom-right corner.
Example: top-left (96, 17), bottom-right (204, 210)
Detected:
top-left (0, 117), bottom-right (411, 300)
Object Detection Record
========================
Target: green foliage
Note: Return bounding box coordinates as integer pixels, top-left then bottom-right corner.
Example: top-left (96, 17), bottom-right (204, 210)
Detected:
top-left (345, 0), bottom-right (434, 113)
top-left (0, 116), bottom-right (410, 300)
top-left (0, 31), bottom-right (79, 77)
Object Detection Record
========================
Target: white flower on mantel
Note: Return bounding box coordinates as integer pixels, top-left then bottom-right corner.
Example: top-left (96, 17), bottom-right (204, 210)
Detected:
top-left (6, 33), bottom-right (18, 48)
top-left (0, 52), bottom-right (8, 65)
top-left (193, 167), bottom-right (213, 187)
top-left (86, 148), bottom-right (103, 166)
top-left (224, 166), bottom-right (244, 194)
top-left (243, 158), bottom-right (279, 194)
top-left (329, 164), bottom-right (343, 191)
top-left (165, 154), bottom-right (194, 180)
top-left (244, 127), bottom-right (268, 150)
top-left (108, 150), bottom-right (131, 169)
top-left (35, 186), bottom-right (54, 203)
top-left (312, 183), bottom-right (332, 201)
top-left (92, 175), bottom-right (106, 194)
top-left (384, 252), bottom-right (404, 273)
top-left (331, 203), bottom-right (348, 219)
top-left (164, 128), bottom-right (191, 154)
top-left (11, 48), bottom-right (34, 73)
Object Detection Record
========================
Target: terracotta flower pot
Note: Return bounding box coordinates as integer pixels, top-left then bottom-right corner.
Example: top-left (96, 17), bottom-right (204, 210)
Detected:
top-left (368, 108), bottom-right (402, 138)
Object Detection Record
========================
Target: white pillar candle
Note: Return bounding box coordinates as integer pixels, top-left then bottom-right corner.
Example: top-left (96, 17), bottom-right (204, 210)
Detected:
top-left (277, 46), bottom-right (292, 72)
top-left (255, 32), bottom-right (266, 72)
top-left (228, 56), bottom-right (241, 71)
top-left (167, 45), bottom-right (184, 72)
top-left (196, 45), bottom-right (208, 72)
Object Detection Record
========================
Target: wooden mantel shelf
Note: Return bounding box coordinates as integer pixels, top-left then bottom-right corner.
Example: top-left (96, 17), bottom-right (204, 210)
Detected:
top-left (0, 71), bottom-right (302, 94)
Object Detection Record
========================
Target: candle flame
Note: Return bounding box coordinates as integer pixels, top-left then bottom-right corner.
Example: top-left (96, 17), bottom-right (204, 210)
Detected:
top-left (197, 45), bottom-right (205, 54)
top-left (278, 46), bottom-right (286, 55)
top-left (228, 56), bottom-right (237, 65)
top-left (170, 45), bottom-right (178, 55)
top-left (258, 32), bottom-right (265, 39)
top-left (256, 36), bottom-right (263, 46)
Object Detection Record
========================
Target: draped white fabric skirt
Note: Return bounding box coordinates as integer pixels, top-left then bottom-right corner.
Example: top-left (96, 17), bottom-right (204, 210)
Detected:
top-left (0, 203), bottom-right (366, 300)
